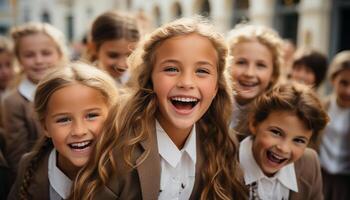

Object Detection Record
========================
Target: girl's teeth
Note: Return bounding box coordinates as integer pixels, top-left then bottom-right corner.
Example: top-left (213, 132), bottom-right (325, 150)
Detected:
top-left (70, 141), bottom-right (91, 148)
top-left (171, 97), bottom-right (198, 102)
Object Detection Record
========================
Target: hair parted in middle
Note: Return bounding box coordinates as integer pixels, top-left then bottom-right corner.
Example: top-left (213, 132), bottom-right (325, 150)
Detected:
top-left (227, 23), bottom-right (284, 90)
top-left (86, 10), bottom-right (140, 62)
top-left (72, 16), bottom-right (248, 200)
top-left (11, 21), bottom-right (69, 64)
top-left (18, 62), bottom-right (118, 199)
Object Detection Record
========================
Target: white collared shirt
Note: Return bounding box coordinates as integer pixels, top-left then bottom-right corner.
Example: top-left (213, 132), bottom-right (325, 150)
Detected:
top-left (240, 136), bottom-right (298, 200)
top-left (18, 77), bottom-right (37, 102)
top-left (156, 120), bottom-right (196, 200)
top-left (320, 96), bottom-right (350, 174)
top-left (48, 149), bottom-right (72, 200)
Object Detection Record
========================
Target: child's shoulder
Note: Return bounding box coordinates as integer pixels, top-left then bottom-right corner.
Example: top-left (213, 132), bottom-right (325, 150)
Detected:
top-left (2, 88), bottom-right (28, 108)
top-left (295, 148), bottom-right (318, 167)
top-left (294, 148), bottom-right (320, 181)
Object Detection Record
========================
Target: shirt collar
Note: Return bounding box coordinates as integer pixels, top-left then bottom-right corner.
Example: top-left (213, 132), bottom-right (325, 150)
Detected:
top-left (240, 136), bottom-right (298, 192)
top-left (48, 149), bottom-right (72, 199)
top-left (18, 77), bottom-right (37, 102)
top-left (156, 120), bottom-right (197, 168)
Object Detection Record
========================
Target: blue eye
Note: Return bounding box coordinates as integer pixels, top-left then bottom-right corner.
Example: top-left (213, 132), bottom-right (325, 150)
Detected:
top-left (164, 66), bottom-right (178, 73)
top-left (196, 68), bottom-right (210, 74)
top-left (86, 113), bottom-right (99, 120)
top-left (56, 117), bottom-right (71, 124)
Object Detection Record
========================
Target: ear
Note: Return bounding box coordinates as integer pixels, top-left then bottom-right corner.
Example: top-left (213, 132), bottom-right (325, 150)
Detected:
top-left (88, 41), bottom-right (97, 54)
top-left (248, 118), bottom-right (257, 136)
top-left (41, 120), bottom-right (51, 138)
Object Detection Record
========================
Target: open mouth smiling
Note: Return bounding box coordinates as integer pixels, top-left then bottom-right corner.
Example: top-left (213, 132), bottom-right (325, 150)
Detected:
top-left (68, 140), bottom-right (93, 151)
top-left (170, 97), bottom-right (199, 110)
top-left (266, 150), bottom-right (288, 164)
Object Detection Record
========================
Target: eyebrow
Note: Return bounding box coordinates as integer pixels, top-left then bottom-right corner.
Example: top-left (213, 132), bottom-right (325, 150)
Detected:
top-left (50, 108), bottom-right (103, 118)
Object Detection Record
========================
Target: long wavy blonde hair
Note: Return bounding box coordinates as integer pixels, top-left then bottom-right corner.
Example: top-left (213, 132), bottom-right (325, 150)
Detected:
top-left (72, 17), bottom-right (248, 200)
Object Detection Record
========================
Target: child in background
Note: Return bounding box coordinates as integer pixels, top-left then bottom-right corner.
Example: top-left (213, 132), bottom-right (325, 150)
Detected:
top-left (289, 48), bottom-right (328, 90)
top-left (0, 35), bottom-right (15, 199)
top-left (87, 11), bottom-right (140, 85)
top-left (0, 36), bottom-right (15, 96)
top-left (72, 17), bottom-right (248, 200)
top-left (226, 24), bottom-right (284, 135)
top-left (319, 50), bottom-right (350, 200)
top-left (240, 82), bottom-right (329, 200)
top-left (7, 62), bottom-right (118, 199)
top-left (1, 22), bottom-right (68, 182)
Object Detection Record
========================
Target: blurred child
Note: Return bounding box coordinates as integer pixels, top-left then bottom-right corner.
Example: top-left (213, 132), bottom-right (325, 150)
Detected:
top-left (226, 24), bottom-right (284, 134)
top-left (7, 62), bottom-right (118, 199)
top-left (0, 35), bottom-right (15, 199)
top-left (281, 39), bottom-right (296, 77)
top-left (71, 17), bottom-right (248, 200)
top-left (2, 22), bottom-right (68, 181)
top-left (319, 50), bottom-right (350, 200)
top-left (240, 82), bottom-right (329, 200)
top-left (87, 11), bottom-right (140, 85)
top-left (0, 36), bottom-right (15, 96)
top-left (290, 48), bottom-right (328, 89)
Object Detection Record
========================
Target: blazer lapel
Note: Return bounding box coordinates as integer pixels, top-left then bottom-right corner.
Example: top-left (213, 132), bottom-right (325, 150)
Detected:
top-left (31, 153), bottom-right (50, 199)
top-left (189, 126), bottom-right (203, 200)
top-left (136, 125), bottom-right (161, 200)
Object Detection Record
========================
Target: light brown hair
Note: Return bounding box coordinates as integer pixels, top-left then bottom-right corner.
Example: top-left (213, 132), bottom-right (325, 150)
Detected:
top-left (72, 16), bottom-right (248, 200)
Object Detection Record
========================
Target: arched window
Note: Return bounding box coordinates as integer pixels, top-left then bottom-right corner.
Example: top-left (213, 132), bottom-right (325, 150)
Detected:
top-left (153, 6), bottom-right (161, 27)
top-left (200, 0), bottom-right (210, 17)
top-left (172, 2), bottom-right (182, 19)
top-left (41, 11), bottom-right (51, 23)
top-left (274, 0), bottom-right (300, 44)
top-left (232, 0), bottom-right (249, 26)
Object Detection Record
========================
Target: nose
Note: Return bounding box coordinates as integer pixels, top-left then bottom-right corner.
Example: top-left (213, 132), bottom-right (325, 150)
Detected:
top-left (177, 71), bottom-right (194, 89)
top-left (116, 56), bottom-right (128, 70)
top-left (34, 54), bottom-right (44, 64)
top-left (275, 140), bottom-right (291, 154)
top-left (71, 120), bottom-right (88, 137)
top-left (243, 64), bottom-right (255, 77)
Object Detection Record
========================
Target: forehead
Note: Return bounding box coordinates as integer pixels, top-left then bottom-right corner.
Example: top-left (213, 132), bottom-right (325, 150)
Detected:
top-left (258, 110), bottom-right (312, 138)
top-left (19, 33), bottom-right (56, 49)
top-left (154, 33), bottom-right (218, 63)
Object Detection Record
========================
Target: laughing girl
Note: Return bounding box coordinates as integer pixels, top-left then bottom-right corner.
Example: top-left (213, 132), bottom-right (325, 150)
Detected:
top-left (226, 24), bottom-right (284, 134)
top-left (71, 17), bottom-right (248, 200)
top-left (240, 82), bottom-right (328, 200)
top-left (7, 62), bottom-right (118, 199)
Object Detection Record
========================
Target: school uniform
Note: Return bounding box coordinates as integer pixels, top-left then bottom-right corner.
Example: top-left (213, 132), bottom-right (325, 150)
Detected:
top-left (8, 149), bottom-right (73, 200)
top-left (94, 121), bottom-right (205, 200)
top-left (319, 96), bottom-right (350, 200)
top-left (240, 136), bottom-right (323, 200)
top-left (1, 77), bottom-right (42, 179)
top-left (0, 129), bottom-right (10, 199)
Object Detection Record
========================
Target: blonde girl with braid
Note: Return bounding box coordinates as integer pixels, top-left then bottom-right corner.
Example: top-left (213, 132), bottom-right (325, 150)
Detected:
top-left (7, 62), bottom-right (118, 200)
top-left (71, 17), bottom-right (248, 200)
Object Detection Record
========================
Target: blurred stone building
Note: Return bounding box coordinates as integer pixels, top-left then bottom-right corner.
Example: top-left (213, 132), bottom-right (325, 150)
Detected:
top-left (1, 0), bottom-right (349, 57)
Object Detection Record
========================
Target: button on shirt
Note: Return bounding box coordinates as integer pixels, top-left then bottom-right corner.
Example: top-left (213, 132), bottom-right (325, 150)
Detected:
top-left (156, 121), bottom-right (196, 200)
top-left (239, 136), bottom-right (298, 200)
top-left (48, 149), bottom-right (72, 200)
